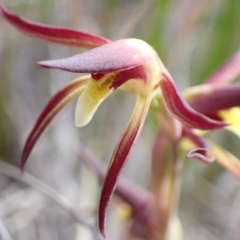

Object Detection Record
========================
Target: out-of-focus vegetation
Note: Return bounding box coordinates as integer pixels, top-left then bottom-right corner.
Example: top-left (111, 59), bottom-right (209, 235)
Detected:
top-left (0, 0), bottom-right (240, 239)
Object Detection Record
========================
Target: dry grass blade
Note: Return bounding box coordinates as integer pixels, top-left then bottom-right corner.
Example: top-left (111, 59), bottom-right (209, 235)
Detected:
top-left (0, 218), bottom-right (13, 240)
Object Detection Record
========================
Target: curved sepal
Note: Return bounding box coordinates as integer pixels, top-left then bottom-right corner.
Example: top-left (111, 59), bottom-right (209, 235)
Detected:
top-left (98, 94), bottom-right (152, 237)
top-left (78, 146), bottom-right (152, 204)
top-left (77, 146), bottom-right (155, 224)
top-left (186, 149), bottom-right (214, 164)
top-left (0, 4), bottom-right (110, 49)
top-left (159, 74), bottom-right (228, 130)
top-left (38, 39), bottom-right (153, 73)
top-left (21, 76), bottom-right (89, 169)
top-left (185, 83), bottom-right (240, 115)
top-left (183, 128), bottom-right (214, 164)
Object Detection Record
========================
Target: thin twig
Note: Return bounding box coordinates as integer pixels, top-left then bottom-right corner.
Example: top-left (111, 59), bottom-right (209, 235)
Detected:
top-left (0, 160), bottom-right (102, 240)
top-left (115, 0), bottom-right (153, 39)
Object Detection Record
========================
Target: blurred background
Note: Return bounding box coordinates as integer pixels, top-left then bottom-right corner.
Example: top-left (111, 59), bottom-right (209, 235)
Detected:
top-left (0, 0), bottom-right (240, 239)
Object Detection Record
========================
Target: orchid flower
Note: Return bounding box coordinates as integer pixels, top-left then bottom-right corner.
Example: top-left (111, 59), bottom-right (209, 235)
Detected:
top-left (0, 5), bottom-right (228, 237)
top-left (180, 47), bottom-right (240, 178)
top-left (149, 47), bottom-right (240, 239)
top-left (182, 81), bottom-right (240, 177)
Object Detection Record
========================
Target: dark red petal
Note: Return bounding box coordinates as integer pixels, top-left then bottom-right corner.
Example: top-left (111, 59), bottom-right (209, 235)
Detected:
top-left (186, 83), bottom-right (240, 115)
top-left (206, 47), bottom-right (240, 84)
top-left (159, 74), bottom-right (228, 130)
top-left (21, 76), bottom-right (89, 170)
top-left (0, 4), bottom-right (109, 49)
top-left (186, 148), bottom-right (214, 164)
top-left (98, 95), bottom-right (151, 237)
top-left (38, 39), bottom-right (152, 73)
top-left (183, 128), bottom-right (214, 164)
top-left (77, 146), bottom-right (157, 230)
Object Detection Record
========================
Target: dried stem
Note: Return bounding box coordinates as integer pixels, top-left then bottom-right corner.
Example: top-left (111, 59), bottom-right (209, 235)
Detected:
top-left (0, 160), bottom-right (102, 240)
